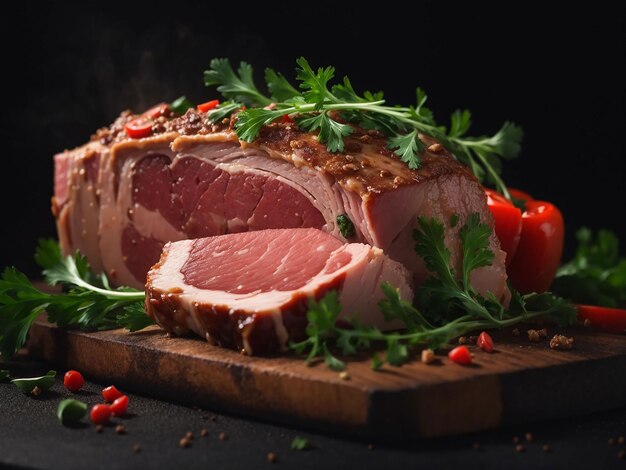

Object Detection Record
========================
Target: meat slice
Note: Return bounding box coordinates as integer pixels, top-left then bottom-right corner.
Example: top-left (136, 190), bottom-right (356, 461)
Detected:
top-left (145, 228), bottom-right (412, 354)
top-left (53, 108), bottom-right (510, 304)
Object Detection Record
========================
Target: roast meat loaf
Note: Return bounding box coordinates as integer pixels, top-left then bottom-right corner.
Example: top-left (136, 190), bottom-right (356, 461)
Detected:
top-left (52, 107), bottom-right (509, 301)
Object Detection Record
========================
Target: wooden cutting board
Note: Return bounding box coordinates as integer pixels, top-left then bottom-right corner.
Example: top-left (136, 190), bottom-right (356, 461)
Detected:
top-left (26, 320), bottom-right (626, 439)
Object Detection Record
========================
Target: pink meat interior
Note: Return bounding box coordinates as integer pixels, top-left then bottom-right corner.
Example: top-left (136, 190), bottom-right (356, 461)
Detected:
top-left (181, 229), bottom-right (350, 294)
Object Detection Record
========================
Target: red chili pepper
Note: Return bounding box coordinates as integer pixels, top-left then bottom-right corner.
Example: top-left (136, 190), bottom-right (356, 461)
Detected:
top-left (124, 118), bottom-right (153, 139)
top-left (110, 395), bottom-right (129, 416)
top-left (485, 189), bottom-right (522, 266)
top-left (577, 305), bottom-right (626, 334)
top-left (477, 331), bottom-right (494, 353)
top-left (63, 370), bottom-right (85, 392)
top-left (143, 103), bottom-right (169, 119)
top-left (90, 404), bottom-right (112, 425)
top-left (102, 385), bottom-right (123, 403)
top-left (197, 100), bottom-right (219, 113)
top-left (508, 200), bottom-right (564, 294)
top-left (281, 114), bottom-right (294, 124)
top-left (448, 345), bottom-right (472, 365)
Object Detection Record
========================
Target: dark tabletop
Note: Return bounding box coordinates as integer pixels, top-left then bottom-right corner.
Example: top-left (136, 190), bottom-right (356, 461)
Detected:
top-left (1, 357), bottom-right (625, 470)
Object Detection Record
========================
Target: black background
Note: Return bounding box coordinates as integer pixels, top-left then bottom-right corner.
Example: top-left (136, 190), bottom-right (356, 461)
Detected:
top-left (1, 2), bottom-right (624, 276)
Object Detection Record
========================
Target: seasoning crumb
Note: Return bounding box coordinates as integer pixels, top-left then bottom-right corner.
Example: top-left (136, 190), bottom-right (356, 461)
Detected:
top-left (421, 348), bottom-right (435, 364)
top-left (515, 444), bottom-right (525, 453)
top-left (527, 329), bottom-right (542, 342)
top-left (267, 452), bottom-right (278, 463)
top-left (116, 424), bottom-right (126, 435)
top-left (583, 318), bottom-right (592, 327)
top-left (31, 386), bottom-right (42, 397)
top-left (367, 443), bottom-right (375, 450)
top-left (339, 371), bottom-right (350, 381)
top-left (549, 334), bottom-right (574, 350)
top-left (609, 437), bottom-right (616, 446)
top-left (618, 450), bottom-right (625, 460)
top-left (512, 328), bottom-right (520, 336)
top-left (179, 437), bottom-right (192, 448)
top-left (512, 436), bottom-right (520, 444)
top-left (542, 444), bottom-right (552, 453)
top-left (617, 435), bottom-right (625, 445)
top-left (95, 425), bottom-right (104, 434)
top-left (458, 336), bottom-right (467, 345)
top-left (525, 432), bottom-right (534, 442)
top-left (200, 428), bottom-right (209, 437)
top-left (185, 431), bottom-right (194, 440)
top-left (428, 143), bottom-right (443, 153)
top-left (219, 431), bottom-right (228, 441)
top-left (472, 442), bottom-right (481, 451)
top-left (133, 444), bottom-right (141, 453)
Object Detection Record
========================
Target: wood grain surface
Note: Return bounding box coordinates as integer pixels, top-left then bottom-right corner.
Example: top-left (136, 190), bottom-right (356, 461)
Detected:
top-left (27, 320), bottom-right (626, 439)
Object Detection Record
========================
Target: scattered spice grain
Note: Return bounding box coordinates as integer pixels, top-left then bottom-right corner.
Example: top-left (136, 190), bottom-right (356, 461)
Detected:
top-left (421, 348), bottom-right (435, 364)
top-left (95, 425), bottom-right (104, 434)
top-left (115, 424), bottom-right (126, 435)
top-left (132, 444), bottom-right (141, 453)
top-left (179, 437), bottom-right (192, 448)
top-left (525, 432), bottom-right (534, 442)
top-left (515, 444), bottom-right (525, 453)
top-left (200, 428), bottom-right (209, 437)
top-left (549, 334), bottom-right (574, 350)
top-left (542, 444), bottom-right (552, 453)
top-left (267, 452), bottom-right (278, 463)
top-left (219, 432), bottom-right (228, 441)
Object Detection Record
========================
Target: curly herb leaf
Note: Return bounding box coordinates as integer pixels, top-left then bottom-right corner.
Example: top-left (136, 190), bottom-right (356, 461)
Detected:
top-left (170, 96), bottom-right (194, 114)
top-left (12, 370), bottom-right (56, 393)
top-left (0, 240), bottom-right (150, 359)
top-left (291, 214), bottom-right (576, 370)
top-left (57, 399), bottom-right (88, 424)
top-left (203, 57), bottom-right (523, 196)
top-left (336, 214), bottom-right (355, 239)
top-left (552, 227), bottom-right (626, 307)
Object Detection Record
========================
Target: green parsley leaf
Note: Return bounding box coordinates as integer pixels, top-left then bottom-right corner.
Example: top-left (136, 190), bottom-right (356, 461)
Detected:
top-left (292, 213), bottom-right (576, 371)
top-left (458, 213), bottom-right (494, 290)
top-left (203, 56), bottom-right (523, 195)
top-left (170, 96), bottom-right (194, 114)
top-left (385, 338), bottom-right (409, 367)
top-left (387, 130), bottom-right (423, 169)
top-left (204, 59), bottom-right (271, 107)
top-left (336, 214), bottom-right (355, 239)
top-left (296, 112), bottom-right (353, 152)
top-left (265, 68), bottom-right (300, 102)
top-left (12, 370), bottom-right (56, 393)
top-left (0, 241), bottom-right (150, 359)
top-left (552, 227), bottom-right (626, 307)
top-left (207, 101), bottom-right (241, 123)
top-left (322, 343), bottom-right (346, 371)
top-left (291, 436), bottom-right (312, 451)
top-left (57, 399), bottom-right (88, 424)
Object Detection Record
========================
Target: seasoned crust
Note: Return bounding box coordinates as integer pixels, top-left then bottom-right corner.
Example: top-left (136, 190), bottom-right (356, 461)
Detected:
top-left (88, 107), bottom-right (474, 198)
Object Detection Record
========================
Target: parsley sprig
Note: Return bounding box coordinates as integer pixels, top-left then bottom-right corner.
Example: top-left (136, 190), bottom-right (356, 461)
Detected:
top-left (0, 240), bottom-right (151, 359)
top-left (291, 214), bottom-right (576, 370)
top-left (202, 58), bottom-right (522, 197)
top-left (552, 227), bottom-right (626, 307)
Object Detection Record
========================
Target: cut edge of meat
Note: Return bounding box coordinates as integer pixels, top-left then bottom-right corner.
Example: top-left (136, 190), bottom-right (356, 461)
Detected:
top-left (145, 229), bottom-right (413, 355)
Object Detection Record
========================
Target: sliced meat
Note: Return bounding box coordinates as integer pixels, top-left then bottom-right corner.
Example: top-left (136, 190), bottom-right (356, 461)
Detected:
top-left (145, 228), bottom-right (412, 354)
top-left (53, 107), bottom-right (509, 303)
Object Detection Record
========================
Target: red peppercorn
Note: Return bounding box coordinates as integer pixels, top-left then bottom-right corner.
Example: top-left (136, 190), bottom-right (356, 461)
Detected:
top-left (477, 331), bottom-right (494, 353)
top-left (110, 395), bottom-right (129, 416)
top-left (90, 404), bottom-right (112, 425)
top-left (448, 345), bottom-right (472, 365)
top-left (102, 385), bottom-right (123, 403)
top-left (63, 370), bottom-right (85, 392)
